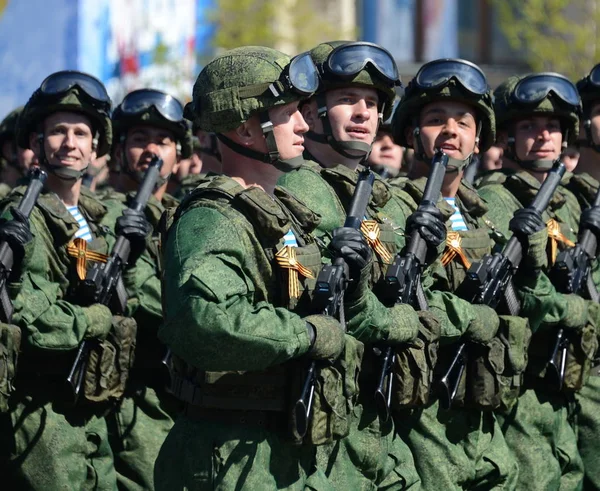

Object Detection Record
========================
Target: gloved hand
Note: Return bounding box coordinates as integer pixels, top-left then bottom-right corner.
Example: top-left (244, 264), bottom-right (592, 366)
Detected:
top-left (116, 209), bottom-right (151, 265)
top-left (0, 207), bottom-right (33, 268)
top-left (509, 207), bottom-right (545, 237)
top-left (581, 206), bottom-right (600, 239)
top-left (329, 227), bottom-right (372, 298)
top-left (405, 203), bottom-right (446, 251)
top-left (304, 314), bottom-right (346, 362)
top-left (509, 207), bottom-right (547, 272)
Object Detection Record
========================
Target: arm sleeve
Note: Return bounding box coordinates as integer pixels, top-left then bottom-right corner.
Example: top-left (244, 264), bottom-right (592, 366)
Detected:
top-left (159, 205), bottom-right (312, 372)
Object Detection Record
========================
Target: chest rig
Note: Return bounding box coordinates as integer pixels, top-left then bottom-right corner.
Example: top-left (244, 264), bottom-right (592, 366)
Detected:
top-left (320, 165), bottom-right (399, 286)
top-left (565, 171), bottom-right (599, 210)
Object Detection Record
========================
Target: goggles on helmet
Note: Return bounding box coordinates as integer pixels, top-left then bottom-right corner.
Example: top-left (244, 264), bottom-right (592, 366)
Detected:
top-left (120, 89), bottom-right (185, 122)
top-left (414, 58), bottom-right (489, 95)
top-left (39, 70), bottom-right (111, 109)
top-left (325, 42), bottom-right (399, 85)
top-left (512, 73), bottom-right (580, 107)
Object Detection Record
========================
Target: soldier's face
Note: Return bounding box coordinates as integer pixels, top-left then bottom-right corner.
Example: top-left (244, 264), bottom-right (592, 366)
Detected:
top-left (588, 101), bottom-right (600, 145)
top-left (414, 101), bottom-right (479, 160)
top-left (267, 101), bottom-right (309, 161)
top-left (367, 131), bottom-right (403, 170)
top-left (124, 125), bottom-right (179, 178)
top-left (39, 112), bottom-right (96, 171)
top-left (321, 87), bottom-right (380, 152)
top-left (513, 115), bottom-right (562, 162)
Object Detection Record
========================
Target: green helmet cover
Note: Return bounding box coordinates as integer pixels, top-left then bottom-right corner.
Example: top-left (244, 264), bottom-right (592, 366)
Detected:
top-left (0, 106), bottom-right (24, 149)
top-left (392, 78), bottom-right (496, 152)
top-left (112, 103), bottom-right (193, 158)
top-left (192, 46), bottom-right (300, 133)
top-left (17, 87), bottom-right (112, 157)
top-left (494, 74), bottom-right (580, 145)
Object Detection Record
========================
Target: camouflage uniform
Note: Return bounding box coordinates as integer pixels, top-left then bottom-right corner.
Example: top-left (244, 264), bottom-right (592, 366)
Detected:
top-left (155, 46), bottom-right (369, 491)
top-left (105, 89), bottom-right (193, 490)
top-left (0, 107), bottom-right (26, 199)
top-left (474, 73), bottom-right (600, 491)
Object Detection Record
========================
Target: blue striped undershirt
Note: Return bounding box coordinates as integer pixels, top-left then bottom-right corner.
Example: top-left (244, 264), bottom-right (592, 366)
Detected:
top-left (283, 229), bottom-right (298, 247)
top-left (443, 198), bottom-right (468, 231)
top-left (66, 205), bottom-right (93, 242)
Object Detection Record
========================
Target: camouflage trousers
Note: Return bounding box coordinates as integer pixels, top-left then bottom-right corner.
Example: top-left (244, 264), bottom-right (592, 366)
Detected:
top-left (316, 393), bottom-right (421, 490)
top-left (497, 388), bottom-right (583, 491)
top-left (395, 400), bottom-right (518, 490)
top-left (107, 384), bottom-right (179, 491)
top-left (0, 387), bottom-right (117, 490)
top-left (576, 373), bottom-right (600, 490)
top-left (154, 415), bottom-right (337, 490)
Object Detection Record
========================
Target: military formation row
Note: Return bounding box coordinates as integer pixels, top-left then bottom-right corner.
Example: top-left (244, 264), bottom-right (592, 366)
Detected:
top-left (1, 41), bottom-right (600, 491)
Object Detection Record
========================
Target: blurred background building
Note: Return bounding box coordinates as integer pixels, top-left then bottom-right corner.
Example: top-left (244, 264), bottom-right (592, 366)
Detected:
top-left (0, 0), bottom-right (597, 116)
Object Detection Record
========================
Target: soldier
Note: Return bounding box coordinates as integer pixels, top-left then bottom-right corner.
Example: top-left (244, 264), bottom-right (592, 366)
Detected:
top-left (0, 70), bottom-right (153, 489)
top-left (104, 88), bottom-right (193, 490)
top-left (154, 46), bottom-right (372, 490)
top-left (0, 107), bottom-right (37, 197)
top-left (476, 72), bottom-right (600, 490)
top-left (388, 58), bottom-right (540, 490)
top-left (366, 103), bottom-right (405, 179)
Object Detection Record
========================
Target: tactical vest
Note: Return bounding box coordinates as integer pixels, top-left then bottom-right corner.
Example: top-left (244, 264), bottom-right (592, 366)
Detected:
top-left (480, 169), bottom-right (596, 395)
top-left (564, 171), bottom-right (599, 210)
top-left (164, 175), bottom-right (362, 444)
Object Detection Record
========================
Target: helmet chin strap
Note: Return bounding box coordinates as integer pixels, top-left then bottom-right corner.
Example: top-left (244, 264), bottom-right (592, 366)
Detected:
top-left (304, 93), bottom-right (377, 163)
top-left (217, 111), bottom-right (304, 173)
top-left (37, 133), bottom-right (88, 181)
top-left (505, 128), bottom-right (568, 173)
top-left (412, 123), bottom-right (481, 173)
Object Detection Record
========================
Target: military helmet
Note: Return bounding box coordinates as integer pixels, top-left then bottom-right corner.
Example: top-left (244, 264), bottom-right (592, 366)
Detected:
top-left (17, 70), bottom-right (112, 157)
top-left (494, 73), bottom-right (581, 144)
top-left (309, 41), bottom-right (399, 119)
top-left (0, 106), bottom-right (24, 150)
top-left (112, 89), bottom-right (193, 158)
top-left (576, 63), bottom-right (600, 115)
top-left (392, 59), bottom-right (496, 152)
top-left (191, 46), bottom-right (318, 133)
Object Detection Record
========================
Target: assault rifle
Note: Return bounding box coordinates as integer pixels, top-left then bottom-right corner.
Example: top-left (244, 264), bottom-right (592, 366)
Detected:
top-left (66, 156), bottom-right (163, 400)
top-left (376, 150), bottom-right (449, 420)
top-left (293, 168), bottom-right (375, 439)
top-left (546, 185), bottom-right (600, 389)
top-left (0, 167), bottom-right (47, 323)
top-left (438, 160), bottom-right (567, 408)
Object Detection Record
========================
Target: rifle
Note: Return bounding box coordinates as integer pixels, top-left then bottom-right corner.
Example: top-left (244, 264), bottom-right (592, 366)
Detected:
top-left (546, 185), bottom-right (600, 389)
top-left (0, 167), bottom-right (47, 323)
top-left (293, 168), bottom-right (375, 440)
top-left (438, 160), bottom-right (567, 408)
top-left (376, 150), bottom-right (449, 420)
top-left (66, 156), bottom-right (163, 400)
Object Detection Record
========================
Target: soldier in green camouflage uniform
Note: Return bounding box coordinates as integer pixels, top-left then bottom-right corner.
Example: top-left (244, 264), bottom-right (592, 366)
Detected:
top-left (154, 45), bottom-right (387, 490)
top-left (279, 41), bottom-right (427, 490)
top-left (475, 73), bottom-right (600, 490)
top-left (0, 107), bottom-right (36, 198)
top-left (387, 58), bottom-right (558, 490)
top-left (0, 70), bottom-right (155, 490)
top-left (102, 88), bottom-right (194, 490)
top-left (564, 65), bottom-right (600, 490)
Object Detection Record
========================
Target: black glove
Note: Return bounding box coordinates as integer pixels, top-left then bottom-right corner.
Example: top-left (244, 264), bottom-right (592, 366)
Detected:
top-left (508, 207), bottom-right (545, 237)
top-left (581, 206), bottom-right (600, 239)
top-left (116, 209), bottom-right (151, 265)
top-left (329, 227), bottom-right (372, 287)
top-left (405, 203), bottom-right (446, 250)
top-left (0, 207), bottom-right (33, 268)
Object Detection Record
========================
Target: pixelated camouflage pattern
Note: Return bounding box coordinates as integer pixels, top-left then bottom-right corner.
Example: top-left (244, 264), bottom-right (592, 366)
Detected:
top-left (192, 46), bottom-right (299, 133)
top-left (0, 106), bottom-right (23, 148)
